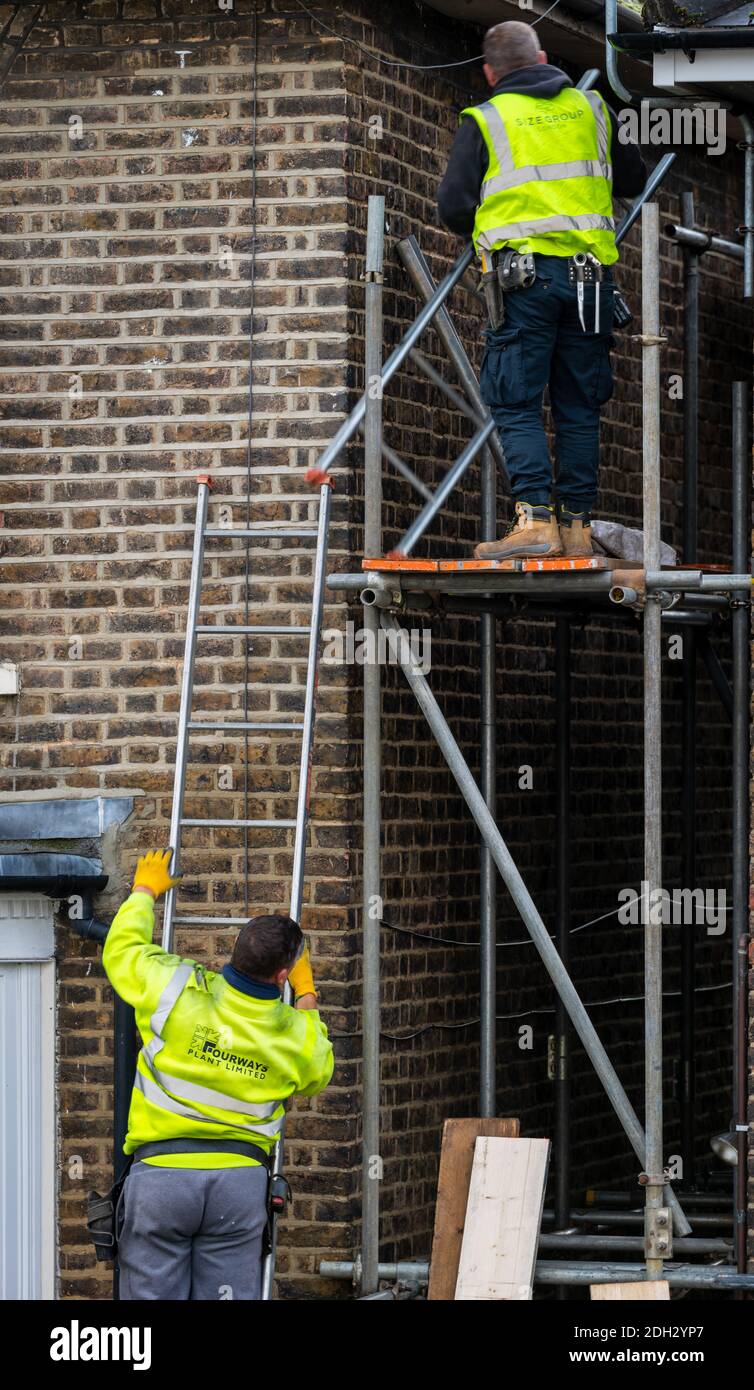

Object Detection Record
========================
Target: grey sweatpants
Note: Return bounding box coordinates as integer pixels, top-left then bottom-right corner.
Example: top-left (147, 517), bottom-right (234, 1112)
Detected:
top-left (117, 1161), bottom-right (268, 1301)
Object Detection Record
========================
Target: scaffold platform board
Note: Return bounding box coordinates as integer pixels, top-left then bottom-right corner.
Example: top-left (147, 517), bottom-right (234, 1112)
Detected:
top-left (357, 554), bottom-right (647, 601)
top-left (363, 555), bottom-right (642, 574)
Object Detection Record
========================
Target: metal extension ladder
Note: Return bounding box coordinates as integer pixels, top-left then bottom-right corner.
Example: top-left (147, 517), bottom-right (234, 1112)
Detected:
top-left (161, 469), bottom-right (333, 1299)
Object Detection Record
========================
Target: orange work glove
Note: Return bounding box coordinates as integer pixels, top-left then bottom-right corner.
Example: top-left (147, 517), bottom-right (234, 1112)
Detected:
top-left (288, 943), bottom-right (316, 1000)
top-left (132, 848), bottom-right (182, 900)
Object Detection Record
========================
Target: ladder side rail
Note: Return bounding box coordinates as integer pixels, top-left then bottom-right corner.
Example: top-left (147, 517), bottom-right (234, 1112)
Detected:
top-left (290, 480), bottom-right (334, 922)
top-left (162, 478), bottom-right (212, 953)
top-left (261, 478), bottom-right (334, 1301)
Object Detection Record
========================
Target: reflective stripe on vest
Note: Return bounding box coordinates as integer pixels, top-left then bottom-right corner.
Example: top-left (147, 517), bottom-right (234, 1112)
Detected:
top-left (584, 89), bottom-right (610, 166)
top-left (137, 961), bottom-right (285, 1136)
top-left (479, 213), bottom-right (614, 243)
top-left (133, 1070), bottom-right (284, 1138)
top-left (461, 87), bottom-right (617, 262)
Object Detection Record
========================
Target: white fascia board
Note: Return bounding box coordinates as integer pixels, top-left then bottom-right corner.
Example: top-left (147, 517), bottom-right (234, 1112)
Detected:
top-left (655, 48), bottom-right (754, 87)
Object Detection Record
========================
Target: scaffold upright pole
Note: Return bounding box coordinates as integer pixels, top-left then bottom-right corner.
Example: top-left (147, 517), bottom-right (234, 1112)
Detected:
top-left (361, 195), bottom-right (385, 1298)
top-left (641, 203), bottom-right (665, 1278)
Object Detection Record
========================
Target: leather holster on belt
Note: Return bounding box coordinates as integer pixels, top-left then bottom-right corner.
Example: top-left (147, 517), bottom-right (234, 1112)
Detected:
top-left (479, 249), bottom-right (536, 329)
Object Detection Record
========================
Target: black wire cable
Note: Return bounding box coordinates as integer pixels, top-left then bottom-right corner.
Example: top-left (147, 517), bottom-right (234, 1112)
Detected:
top-left (378, 890), bottom-right (733, 952)
top-left (293, 0), bottom-right (482, 70)
top-left (331, 980), bottom-right (731, 1043)
top-left (293, 0), bottom-right (564, 73)
top-left (242, 2), bottom-right (260, 917)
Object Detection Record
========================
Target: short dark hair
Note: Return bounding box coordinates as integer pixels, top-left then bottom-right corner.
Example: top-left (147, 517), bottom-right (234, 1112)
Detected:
top-left (231, 914), bottom-right (303, 980)
top-left (484, 21), bottom-right (541, 80)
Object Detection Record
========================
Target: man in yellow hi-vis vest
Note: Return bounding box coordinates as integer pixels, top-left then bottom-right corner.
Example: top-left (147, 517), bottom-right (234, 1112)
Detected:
top-left (102, 850), bottom-right (333, 1300)
top-left (438, 21), bottom-right (646, 560)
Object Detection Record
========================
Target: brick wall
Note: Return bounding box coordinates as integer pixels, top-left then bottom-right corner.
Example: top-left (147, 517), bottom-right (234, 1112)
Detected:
top-left (0, 0), bottom-right (360, 1299)
top-left (0, 0), bottom-right (749, 1298)
top-left (337, 1), bottom-right (750, 1270)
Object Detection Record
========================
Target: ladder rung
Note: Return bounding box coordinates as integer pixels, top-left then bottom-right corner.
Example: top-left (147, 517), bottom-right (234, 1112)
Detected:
top-left (196, 624), bottom-right (311, 636)
top-left (180, 818), bottom-right (297, 828)
top-left (204, 527), bottom-right (318, 539)
top-left (173, 915), bottom-right (254, 926)
top-left (187, 720), bottom-right (303, 732)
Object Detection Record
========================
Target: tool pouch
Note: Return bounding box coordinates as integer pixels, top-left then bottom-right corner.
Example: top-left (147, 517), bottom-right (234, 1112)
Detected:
top-left (480, 249), bottom-right (537, 328)
top-left (497, 249), bottom-right (536, 292)
top-left (86, 1161), bottom-right (132, 1262)
top-left (263, 1172), bottom-right (292, 1257)
top-left (567, 254), bottom-right (604, 286)
top-left (481, 265), bottom-right (504, 330)
top-left (613, 288), bottom-right (634, 331)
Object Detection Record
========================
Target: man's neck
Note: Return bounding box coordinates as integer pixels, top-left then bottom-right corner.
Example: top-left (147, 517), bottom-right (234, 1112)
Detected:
top-left (222, 963), bottom-right (281, 999)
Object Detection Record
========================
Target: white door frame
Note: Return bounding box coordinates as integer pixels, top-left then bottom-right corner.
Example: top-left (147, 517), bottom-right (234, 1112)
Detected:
top-left (0, 894), bottom-right (57, 1300)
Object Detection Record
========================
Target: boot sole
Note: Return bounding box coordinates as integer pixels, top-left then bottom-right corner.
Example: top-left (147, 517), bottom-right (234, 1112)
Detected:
top-left (473, 541), bottom-right (563, 561)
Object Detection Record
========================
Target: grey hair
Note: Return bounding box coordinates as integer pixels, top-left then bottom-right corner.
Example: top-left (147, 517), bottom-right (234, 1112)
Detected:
top-left (483, 21), bottom-right (542, 80)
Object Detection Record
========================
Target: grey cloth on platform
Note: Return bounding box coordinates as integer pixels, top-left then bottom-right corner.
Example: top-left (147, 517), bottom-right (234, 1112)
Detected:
top-left (590, 520), bottom-right (678, 567)
top-left (117, 1160), bottom-right (268, 1301)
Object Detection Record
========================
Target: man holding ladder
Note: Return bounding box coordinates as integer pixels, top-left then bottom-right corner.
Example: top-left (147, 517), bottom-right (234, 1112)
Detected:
top-left (102, 849), bottom-right (333, 1300)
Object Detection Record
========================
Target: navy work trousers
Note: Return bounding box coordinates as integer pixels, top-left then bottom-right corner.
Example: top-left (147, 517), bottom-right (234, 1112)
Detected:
top-left (479, 254), bottom-right (616, 514)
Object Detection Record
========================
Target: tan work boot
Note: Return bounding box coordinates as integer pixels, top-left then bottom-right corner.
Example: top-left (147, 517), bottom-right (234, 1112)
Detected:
top-left (558, 508), bottom-right (593, 558)
top-left (474, 501), bottom-right (562, 561)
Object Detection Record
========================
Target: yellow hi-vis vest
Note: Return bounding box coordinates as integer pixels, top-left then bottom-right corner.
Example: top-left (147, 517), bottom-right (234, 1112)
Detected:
top-left (461, 87), bottom-right (617, 264)
top-left (102, 892), bottom-right (334, 1168)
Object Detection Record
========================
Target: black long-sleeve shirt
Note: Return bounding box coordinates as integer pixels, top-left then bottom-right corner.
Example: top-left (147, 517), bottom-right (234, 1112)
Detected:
top-left (438, 63), bottom-right (647, 238)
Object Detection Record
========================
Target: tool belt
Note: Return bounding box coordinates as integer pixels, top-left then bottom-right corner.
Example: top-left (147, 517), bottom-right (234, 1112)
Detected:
top-left (86, 1139), bottom-right (275, 1262)
top-left (479, 248), bottom-right (633, 334)
top-left (479, 248), bottom-right (536, 330)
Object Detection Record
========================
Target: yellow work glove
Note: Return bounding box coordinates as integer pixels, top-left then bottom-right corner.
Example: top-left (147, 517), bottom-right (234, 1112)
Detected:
top-left (132, 848), bottom-right (182, 900)
top-left (288, 943), bottom-right (316, 1000)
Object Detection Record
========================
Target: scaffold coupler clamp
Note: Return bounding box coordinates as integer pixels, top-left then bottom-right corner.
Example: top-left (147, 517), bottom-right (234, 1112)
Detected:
top-left (638, 1169), bottom-right (670, 1187)
top-left (630, 332), bottom-right (668, 347)
top-left (640, 1186), bottom-right (673, 1259)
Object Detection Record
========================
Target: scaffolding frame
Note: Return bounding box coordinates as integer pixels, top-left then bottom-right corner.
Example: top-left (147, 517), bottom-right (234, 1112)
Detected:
top-left (317, 175), bottom-right (752, 1295)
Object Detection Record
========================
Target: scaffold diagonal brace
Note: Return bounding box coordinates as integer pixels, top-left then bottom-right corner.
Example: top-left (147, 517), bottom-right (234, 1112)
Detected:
top-left (381, 612), bottom-right (691, 1239)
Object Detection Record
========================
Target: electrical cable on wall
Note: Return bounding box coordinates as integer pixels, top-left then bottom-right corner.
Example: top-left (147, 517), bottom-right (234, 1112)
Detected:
top-left (293, 0), bottom-right (565, 71)
top-left (242, 3), bottom-right (261, 917)
top-left (378, 889), bottom-right (734, 951)
top-left (331, 979), bottom-right (731, 1044)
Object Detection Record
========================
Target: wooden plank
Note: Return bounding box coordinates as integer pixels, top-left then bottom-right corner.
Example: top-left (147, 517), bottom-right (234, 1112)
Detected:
top-left (455, 1135), bottom-right (550, 1301)
top-left (427, 1117), bottom-right (519, 1302)
top-left (591, 1281), bottom-right (670, 1301)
